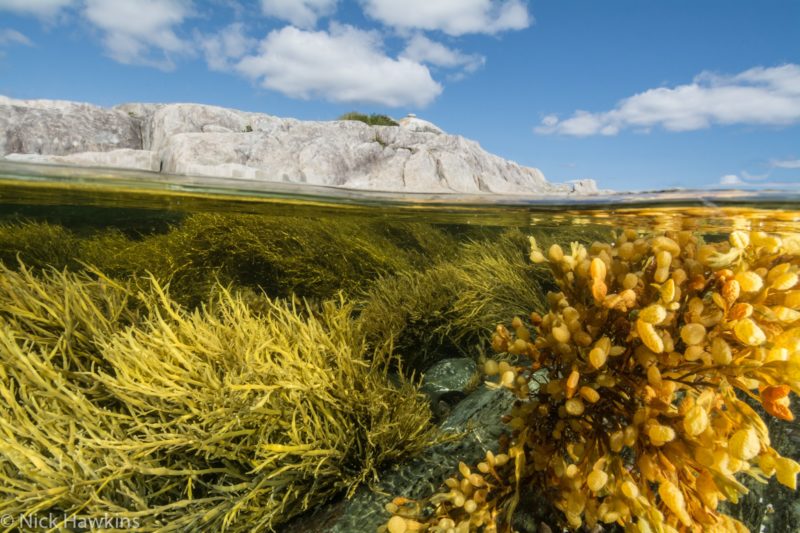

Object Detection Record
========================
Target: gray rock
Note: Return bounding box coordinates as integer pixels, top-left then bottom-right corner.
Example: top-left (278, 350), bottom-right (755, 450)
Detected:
top-left (566, 179), bottom-right (601, 195)
top-left (0, 96), bottom-right (141, 156)
top-left (113, 102), bottom-right (163, 123)
top-left (397, 115), bottom-right (444, 134)
top-left (1, 96), bottom-right (601, 195)
top-left (420, 358), bottom-right (478, 418)
top-left (5, 149), bottom-right (159, 172)
top-left (201, 124), bottom-right (235, 133)
top-left (142, 103), bottom-right (251, 151)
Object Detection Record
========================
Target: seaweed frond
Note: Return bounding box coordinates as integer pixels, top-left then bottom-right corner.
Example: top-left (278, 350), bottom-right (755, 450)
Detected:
top-left (385, 229), bottom-right (800, 532)
top-left (359, 230), bottom-right (549, 371)
top-left (0, 264), bottom-right (436, 531)
top-left (0, 215), bottom-right (458, 307)
top-left (0, 219), bottom-right (80, 269)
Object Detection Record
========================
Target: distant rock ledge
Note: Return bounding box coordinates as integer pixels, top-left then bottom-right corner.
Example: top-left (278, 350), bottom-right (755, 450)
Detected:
top-left (0, 96), bottom-right (598, 195)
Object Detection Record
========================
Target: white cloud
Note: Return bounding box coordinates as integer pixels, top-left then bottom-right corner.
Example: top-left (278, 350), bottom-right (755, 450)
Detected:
top-left (771, 158), bottom-right (800, 169)
top-left (741, 170), bottom-right (770, 181)
top-left (260, 0), bottom-right (336, 29)
top-left (715, 172), bottom-right (798, 189)
top-left (362, 0), bottom-right (530, 35)
top-left (401, 34), bottom-right (485, 74)
top-left (236, 24), bottom-right (442, 107)
top-left (536, 64), bottom-right (800, 136)
top-left (719, 174), bottom-right (742, 185)
top-left (0, 28), bottom-right (32, 46)
top-left (0, 0), bottom-right (74, 17)
top-left (84, 0), bottom-right (193, 70)
top-left (540, 114), bottom-right (558, 127)
top-left (198, 22), bottom-right (255, 71)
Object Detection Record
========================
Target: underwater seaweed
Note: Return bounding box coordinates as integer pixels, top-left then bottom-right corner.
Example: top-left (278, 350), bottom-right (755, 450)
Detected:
top-left (721, 397), bottom-right (800, 532)
top-left (359, 263), bottom-right (470, 371)
top-left (0, 220), bottom-right (80, 270)
top-left (0, 215), bottom-right (458, 307)
top-left (384, 229), bottom-right (800, 532)
top-left (0, 264), bottom-right (437, 531)
top-left (359, 229), bottom-right (603, 372)
top-left (448, 231), bottom-right (551, 347)
top-left (138, 212), bottom-right (420, 301)
top-left (0, 262), bottom-right (146, 380)
top-left (359, 231), bottom-right (545, 372)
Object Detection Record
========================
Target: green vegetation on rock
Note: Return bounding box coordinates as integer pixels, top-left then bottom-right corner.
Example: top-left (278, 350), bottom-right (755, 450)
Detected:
top-left (338, 111), bottom-right (399, 126)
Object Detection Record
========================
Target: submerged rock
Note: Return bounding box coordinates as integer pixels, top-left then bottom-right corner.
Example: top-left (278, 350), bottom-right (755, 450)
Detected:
top-left (0, 96), bottom-right (599, 195)
top-left (282, 383), bottom-right (516, 532)
top-left (419, 357), bottom-right (479, 419)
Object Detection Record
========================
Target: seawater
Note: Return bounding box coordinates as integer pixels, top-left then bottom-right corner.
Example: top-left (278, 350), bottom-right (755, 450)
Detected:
top-left (0, 161), bottom-right (798, 533)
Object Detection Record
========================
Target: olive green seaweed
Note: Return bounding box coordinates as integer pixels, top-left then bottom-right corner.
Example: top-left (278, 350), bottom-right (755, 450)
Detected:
top-left (0, 263), bottom-right (437, 531)
top-left (0, 215), bottom-right (458, 307)
top-left (0, 220), bottom-right (80, 270)
top-left (0, 263), bottom-right (147, 382)
top-left (359, 263), bottom-right (470, 371)
top-left (446, 231), bottom-right (551, 344)
top-left (359, 228), bottom-right (608, 371)
top-left (0, 217), bottom-right (605, 374)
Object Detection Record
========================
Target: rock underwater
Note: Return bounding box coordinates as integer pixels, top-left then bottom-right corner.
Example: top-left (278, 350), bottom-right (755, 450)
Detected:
top-left (0, 95), bottom-right (598, 194)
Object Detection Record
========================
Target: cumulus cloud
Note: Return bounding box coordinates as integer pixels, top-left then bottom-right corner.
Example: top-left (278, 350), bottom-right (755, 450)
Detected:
top-left (236, 24), bottom-right (442, 107)
top-left (719, 174), bottom-right (743, 186)
top-left (771, 158), bottom-right (800, 169)
top-left (83, 0), bottom-right (193, 70)
top-left (401, 34), bottom-right (485, 75)
top-left (536, 64), bottom-right (800, 136)
top-left (362, 0), bottom-right (530, 35)
top-left (0, 0), bottom-right (74, 17)
top-left (260, 0), bottom-right (336, 29)
top-left (198, 22), bottom-right (255, 71)
top-left (0, 28), bottom-right (32, 46)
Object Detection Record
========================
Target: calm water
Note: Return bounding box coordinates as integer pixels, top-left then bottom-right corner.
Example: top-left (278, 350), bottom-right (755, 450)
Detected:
top-left (0, 161), bottom-right (798, 532)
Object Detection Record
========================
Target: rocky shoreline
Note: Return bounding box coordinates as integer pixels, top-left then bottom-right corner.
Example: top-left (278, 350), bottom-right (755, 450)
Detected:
top-left (0, 96), bottom-right (598, 195)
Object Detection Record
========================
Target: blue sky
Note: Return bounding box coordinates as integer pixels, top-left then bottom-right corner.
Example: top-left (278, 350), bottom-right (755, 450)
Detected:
top-left (0, 0), bottom-right (798, 191)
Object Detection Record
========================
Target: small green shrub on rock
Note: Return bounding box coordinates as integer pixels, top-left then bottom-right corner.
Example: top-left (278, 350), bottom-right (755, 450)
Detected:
top-left (339, 111), bottom-right (399, 126)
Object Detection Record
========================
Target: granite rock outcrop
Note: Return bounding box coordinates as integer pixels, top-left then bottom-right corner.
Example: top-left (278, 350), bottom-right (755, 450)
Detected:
top-left (1, 96), bottom-right (598, 194)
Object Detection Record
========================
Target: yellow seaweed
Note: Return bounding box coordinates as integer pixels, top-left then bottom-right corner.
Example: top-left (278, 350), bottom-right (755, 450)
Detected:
top-left (0, 263), bottom-right (437, 531)
top-left (385, 228), bottom-right (800, 532)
